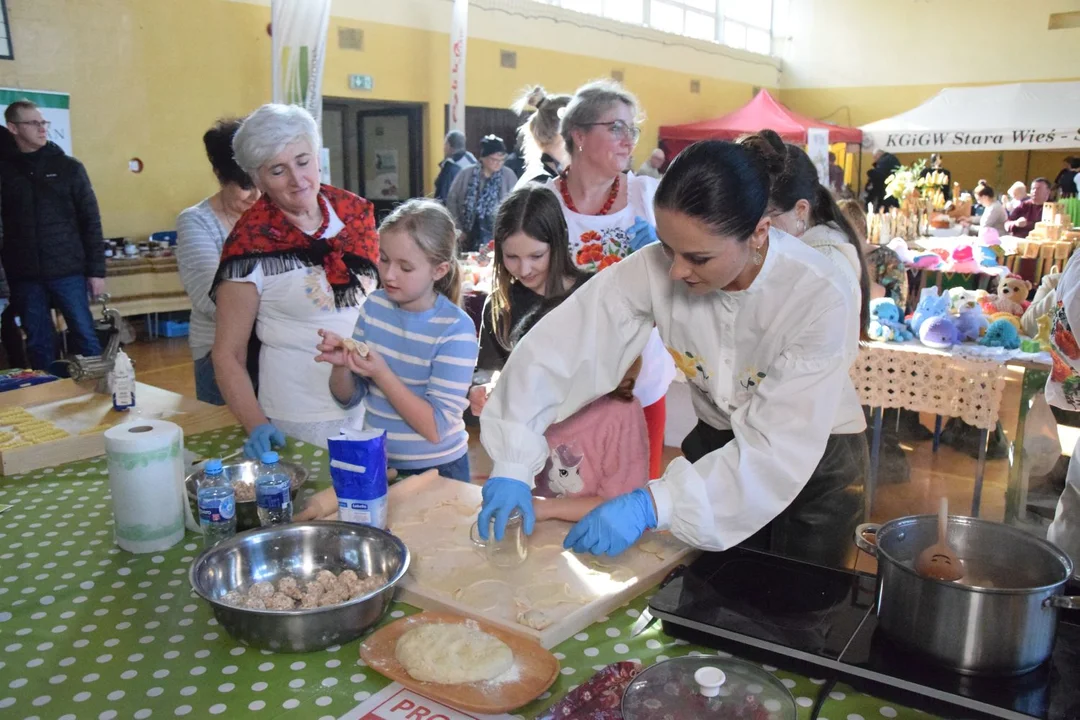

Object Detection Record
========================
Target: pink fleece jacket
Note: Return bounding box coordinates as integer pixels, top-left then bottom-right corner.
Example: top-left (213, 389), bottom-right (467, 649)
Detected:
top-left (532, 395), bottom-right (649, 501)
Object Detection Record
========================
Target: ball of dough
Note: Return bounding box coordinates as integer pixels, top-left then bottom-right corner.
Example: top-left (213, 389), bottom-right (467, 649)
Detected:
top-left (395, 622), bottom-right (514, 685)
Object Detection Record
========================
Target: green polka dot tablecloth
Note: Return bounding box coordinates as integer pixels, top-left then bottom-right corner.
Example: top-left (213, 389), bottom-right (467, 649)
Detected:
top-left (0, 425), bottom-right (939, 720)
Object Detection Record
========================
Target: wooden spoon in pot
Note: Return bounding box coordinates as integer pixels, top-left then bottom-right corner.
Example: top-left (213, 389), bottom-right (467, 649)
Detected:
top-left (915, 497), bottom-right (964, 582)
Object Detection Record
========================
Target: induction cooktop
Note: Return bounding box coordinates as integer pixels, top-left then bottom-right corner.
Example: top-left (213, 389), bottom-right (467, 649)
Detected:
top-left (649, 548), bottom-right (1080, 720)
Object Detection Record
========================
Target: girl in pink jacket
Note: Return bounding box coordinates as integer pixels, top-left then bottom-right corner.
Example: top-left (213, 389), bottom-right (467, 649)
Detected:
top-left (508, 298), bottom-right (650, 524)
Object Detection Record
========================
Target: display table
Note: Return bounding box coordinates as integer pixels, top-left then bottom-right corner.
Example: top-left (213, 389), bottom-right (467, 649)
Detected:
top-left (0, 426), bottom-right (936, 720)
top-left (851, 341), bottom-right (1053, 518)
top-left (104, 257), bottom-right (191, 318)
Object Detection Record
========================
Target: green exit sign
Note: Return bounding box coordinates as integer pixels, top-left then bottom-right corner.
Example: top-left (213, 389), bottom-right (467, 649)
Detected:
top-left (349, 74), bottom-right (374, 91)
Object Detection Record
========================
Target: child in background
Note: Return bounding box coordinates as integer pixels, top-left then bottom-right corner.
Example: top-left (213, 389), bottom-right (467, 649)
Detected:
top-left (318, 199), bottom-right (478, 482)
top-left (507, 298), bottom-right (650, 523)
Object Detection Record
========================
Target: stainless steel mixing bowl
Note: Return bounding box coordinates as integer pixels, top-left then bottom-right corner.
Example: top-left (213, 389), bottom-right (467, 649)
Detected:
top-left (189, 522), bottom-right (409, 653)
top-left (185, 459), bottom-right (308, 531)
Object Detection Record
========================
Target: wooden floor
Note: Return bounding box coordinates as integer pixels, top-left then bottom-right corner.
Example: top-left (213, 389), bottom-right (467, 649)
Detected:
top-left (126, 337), bottom-right (1036, 528)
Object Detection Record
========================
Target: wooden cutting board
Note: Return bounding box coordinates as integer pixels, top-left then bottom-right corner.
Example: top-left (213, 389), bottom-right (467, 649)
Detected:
top-left (0, 380), bottom-right (235, 475)
top-left (387, 473), bottom-right (698, 648)
top-left (359, 610), bottom-right (559, 714)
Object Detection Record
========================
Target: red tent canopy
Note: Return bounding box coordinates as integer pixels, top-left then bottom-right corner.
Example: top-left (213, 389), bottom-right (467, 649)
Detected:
top-left (657, 90), bottom-right (863, 157)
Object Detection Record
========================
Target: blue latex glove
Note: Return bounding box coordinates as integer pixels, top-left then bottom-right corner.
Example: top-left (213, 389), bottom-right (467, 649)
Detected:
top-left (626, 216), bottom-right (659, 253)
top-left (243, 423), bottom-right (286, 460)
top-left (563, 488), bottom-right (658, 556)
top-left (477, 477), bottom-right (536, 541)
top-left (0, 299), bottom-right (8, 315)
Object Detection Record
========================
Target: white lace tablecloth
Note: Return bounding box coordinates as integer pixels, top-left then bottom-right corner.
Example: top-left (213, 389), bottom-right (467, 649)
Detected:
top-left (850, 341), bottom-right (1038, 430)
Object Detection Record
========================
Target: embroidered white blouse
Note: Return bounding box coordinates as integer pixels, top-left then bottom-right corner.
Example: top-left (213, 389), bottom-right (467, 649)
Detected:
top-left (480, 229), bottom-right (865, 551)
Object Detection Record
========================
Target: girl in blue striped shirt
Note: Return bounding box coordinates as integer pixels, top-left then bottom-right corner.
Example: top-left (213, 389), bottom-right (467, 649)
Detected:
top-left (317, 200), bottom-right (479, 482)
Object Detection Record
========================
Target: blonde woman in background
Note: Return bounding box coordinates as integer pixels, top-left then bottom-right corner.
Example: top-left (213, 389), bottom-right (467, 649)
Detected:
top-left (512, 86), bottom-right (572, 189)
top-left (544, 78), bottom-right (677, 481)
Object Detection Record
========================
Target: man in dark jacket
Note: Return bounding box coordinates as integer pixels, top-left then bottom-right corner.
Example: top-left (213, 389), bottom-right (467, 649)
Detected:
top-left (433, 130), bottom-right (476, 204)
top-left (1, 100), bottom-right (104, 370)
top-left (865, 149), bottom-right (901, 211)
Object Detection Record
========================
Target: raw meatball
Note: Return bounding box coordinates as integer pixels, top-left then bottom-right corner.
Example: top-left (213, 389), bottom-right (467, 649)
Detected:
top-left (350, 575), bottom-right (386, 598)
top-left (276, 576), bottom-right (303, 600)
top-left (318, 588), bottom-right (347, 607)
top-left (221, 590), bottom-right (244, 606)
top-left (302, 582), bottom-right (324, 600)
top-left (299, 594), bottom-right (321, 609)
top-left (249, 581), bottom-right (275, 599)
top-left (240, 596), bottom-right (266, 610)
top-left (314, 570), bottom-right (337, 590)
top-left (265, 592), bottom-right (296, 610)
top-left (338, 570), bottom-right (359, 587)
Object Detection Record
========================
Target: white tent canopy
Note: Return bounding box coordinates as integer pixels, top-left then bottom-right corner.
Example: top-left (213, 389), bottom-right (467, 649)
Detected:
top-left (861, 81), bottom-right (1080, 153)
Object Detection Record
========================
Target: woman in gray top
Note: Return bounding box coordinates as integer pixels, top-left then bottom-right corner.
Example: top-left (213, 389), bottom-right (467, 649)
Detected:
top-left (175, 119), bottom-right (260, 404)
top-left (962, 181), bottom-right (1007, 237)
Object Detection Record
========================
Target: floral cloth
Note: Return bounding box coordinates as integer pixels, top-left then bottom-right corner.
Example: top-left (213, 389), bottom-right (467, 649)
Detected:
top-left (539, 661), bottom-right (643, 720)
top-left (460, 167), bottom-right (503, 250)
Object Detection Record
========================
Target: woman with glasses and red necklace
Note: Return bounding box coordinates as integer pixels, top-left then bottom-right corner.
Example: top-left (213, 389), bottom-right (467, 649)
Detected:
top-left (543, 80), bottom-right (676, 481)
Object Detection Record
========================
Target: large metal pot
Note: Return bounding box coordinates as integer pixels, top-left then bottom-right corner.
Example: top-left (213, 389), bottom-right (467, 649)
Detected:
top-left (855, 514), bottom-right (1080, 676)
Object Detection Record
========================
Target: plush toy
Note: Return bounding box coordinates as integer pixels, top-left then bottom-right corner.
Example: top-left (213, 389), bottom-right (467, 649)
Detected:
top-left (979, 318), bottom-right (1021, 349)
top-left (981, 274), bottom-right (1032, 317)
top-left (947, 287), bottom-right (985, 315)
top-left (869, 298), bottom-right (914, 342)
top-left (920, 315), bottom-right (959, 349)
top-left (909, 287), bottom-right (950, 336)
top-left (987, 312), bottom-right (1023, 334)
top-left (955, 303), bottom-right (989, 342)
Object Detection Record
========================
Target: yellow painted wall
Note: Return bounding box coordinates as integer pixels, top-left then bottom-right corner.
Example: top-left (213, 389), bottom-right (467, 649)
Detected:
top-left (781, 81), bottom-right (1080, 194)
top-left (1, 0), bottom-right (761, 240)
top-left (0, 0), bottom-right (270, 240)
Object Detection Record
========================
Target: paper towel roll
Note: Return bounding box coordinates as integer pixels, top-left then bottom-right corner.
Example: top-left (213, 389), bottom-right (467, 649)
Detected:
top-left (105, 420), bottom-right (186, 554)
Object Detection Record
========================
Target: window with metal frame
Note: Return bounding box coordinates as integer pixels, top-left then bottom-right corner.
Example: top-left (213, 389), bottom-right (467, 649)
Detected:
top-left (0, 1), bottom-right (13, 60)
top-left (528, 0), bottom-right (774, 55)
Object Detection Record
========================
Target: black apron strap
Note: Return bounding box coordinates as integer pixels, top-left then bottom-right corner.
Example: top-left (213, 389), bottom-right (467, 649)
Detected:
top-left (680, 421), bottom-right (867, 569)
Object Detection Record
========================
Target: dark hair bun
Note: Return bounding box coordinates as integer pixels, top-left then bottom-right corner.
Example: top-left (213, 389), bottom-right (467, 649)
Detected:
top-left (737, 130), bottom-right (786, 176)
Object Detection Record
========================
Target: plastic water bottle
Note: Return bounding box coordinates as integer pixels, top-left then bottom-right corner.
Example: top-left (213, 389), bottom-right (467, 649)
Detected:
top-left (255, 451), bottom-right (292, 526)
top-left (197, 459), bottom-right (236, 548)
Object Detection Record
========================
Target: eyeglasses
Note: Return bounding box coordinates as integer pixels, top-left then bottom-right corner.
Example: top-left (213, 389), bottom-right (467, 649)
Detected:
top-left (13, 120), bottom-right (50, 130)
top-left (583, 120), bottom-right (640, 144)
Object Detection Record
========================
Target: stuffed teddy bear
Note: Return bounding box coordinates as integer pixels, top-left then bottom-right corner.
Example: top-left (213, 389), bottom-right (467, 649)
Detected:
top-left (981, 274), bottom-right (1032, 317)
top-left (869, 298), bottom-right (913, 342)
top-left (908, 287), bottom-right (950, 336)
top-left (920, 315), bottom-right (959, 349)
top-left (979, 318), bottom-right (1021, 349)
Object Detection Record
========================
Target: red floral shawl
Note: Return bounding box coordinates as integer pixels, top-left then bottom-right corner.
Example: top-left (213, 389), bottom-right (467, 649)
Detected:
top-left (210, 185), bottom-right (379, 308)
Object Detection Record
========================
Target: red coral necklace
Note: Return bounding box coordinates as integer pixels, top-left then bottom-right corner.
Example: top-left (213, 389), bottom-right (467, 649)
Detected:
top-left (558, 168), bottom-right (619, 216)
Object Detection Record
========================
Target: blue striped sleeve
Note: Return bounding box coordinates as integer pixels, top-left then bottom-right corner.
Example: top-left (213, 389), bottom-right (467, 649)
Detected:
top-left (334, 306), bottom-right (370, 410)
top-left (427, 312), bottom-right (479, 439)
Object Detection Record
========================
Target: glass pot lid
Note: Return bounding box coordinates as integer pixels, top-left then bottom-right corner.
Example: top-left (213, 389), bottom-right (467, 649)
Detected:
top-left (621, 655), bottom-right (797, 720)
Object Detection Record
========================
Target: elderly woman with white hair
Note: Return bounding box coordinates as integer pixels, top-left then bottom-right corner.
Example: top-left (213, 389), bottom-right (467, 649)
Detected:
top-left (210, 103), bottom-right (380, 458)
